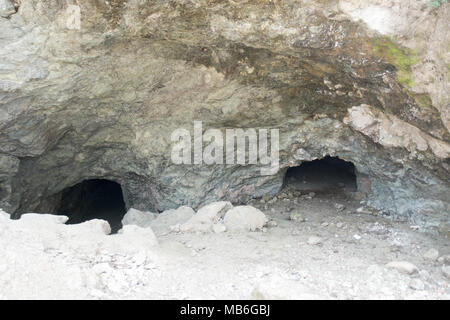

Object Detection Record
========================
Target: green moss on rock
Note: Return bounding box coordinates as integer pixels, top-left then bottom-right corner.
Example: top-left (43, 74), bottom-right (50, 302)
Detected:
top-left (412, 93), bottom-right (433, 109)
top-left (371, 37), bottom-right (417, 88)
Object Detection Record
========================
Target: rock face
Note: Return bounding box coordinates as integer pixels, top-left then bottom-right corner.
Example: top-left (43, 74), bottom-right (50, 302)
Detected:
top-left (0, 1), bottom-right (448, 231)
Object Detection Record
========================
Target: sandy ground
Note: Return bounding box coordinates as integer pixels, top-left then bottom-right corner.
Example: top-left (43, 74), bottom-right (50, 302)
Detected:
top-left (1, 179), bottom-right (449, 300)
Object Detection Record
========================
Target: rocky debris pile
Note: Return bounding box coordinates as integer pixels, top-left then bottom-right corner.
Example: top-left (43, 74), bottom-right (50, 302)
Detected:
top-left (177, 201), bottom-right (232, 233)
top-left (0, 208), bottom-right (162, 299)
top-left (121, 202), bottom-right (269, 235)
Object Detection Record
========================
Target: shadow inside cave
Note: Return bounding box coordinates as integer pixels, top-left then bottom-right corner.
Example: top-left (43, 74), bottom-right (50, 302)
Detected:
top-left (284, 156), bottom-right (357, 194)
top-left (56, 179), bottom-right (126, 234)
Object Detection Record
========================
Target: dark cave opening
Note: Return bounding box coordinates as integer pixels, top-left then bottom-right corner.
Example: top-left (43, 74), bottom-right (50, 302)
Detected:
top-left (285, 156), bottom-right (357, 193)
top-left (56, 179), bottom-right (126, 234)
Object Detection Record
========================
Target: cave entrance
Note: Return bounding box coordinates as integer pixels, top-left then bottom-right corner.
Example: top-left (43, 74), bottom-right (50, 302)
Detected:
top-left (56, 179), bottom-right (126, 234)
top-left (285, 156), bottom-right (357, 193)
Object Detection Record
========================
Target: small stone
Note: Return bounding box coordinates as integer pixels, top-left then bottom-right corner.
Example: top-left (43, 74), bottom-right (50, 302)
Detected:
top-left (308, 192), bottom-right (315, 198)
top-left (419, 269), bottom-right (431, 281)
top-left (321, 222), bottom-right (329, 227)
top-left (423, 248), bottom-right (439, 261)
top-left (442, 265), bottom-right (450, 279)
top-left (289, 212), bottom-right (305, 222)
top-left (224, 206), bottom-right (268, 232)
top-left (356, 206), bottom-right (371, 214)
top-left (336, 222), bottom-right (344, 228)
top-left (386, 261), bottom-right (418, 275)
top-left (437, 255), bottom-right (450, 264)
top-left (409, 279), bottom-right (425, 291)
top-left (350, 192), bottom-right (365, 201)
top-left (262, 227), bottom-right (268, 233)
top-left (132, 251), bottom-right (147, 266)
top-left (267, 220), bottom-right (278, 228)
top-left (122, 208), bottom-right (156, 228)
top-left (307, 236), bottom-right (323, 245)
top-left (212, 223), bottom-right (226, 233)
top-left (437, 222), bottom-right (450, 238)
top-left (335, 203), bottom-right (345, 212)
top-left (353, 234), bottom-right (361, 240)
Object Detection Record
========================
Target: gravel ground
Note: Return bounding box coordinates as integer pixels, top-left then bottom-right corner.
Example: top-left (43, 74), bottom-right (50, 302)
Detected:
top-left (1, 183), bottom-right (449, 300)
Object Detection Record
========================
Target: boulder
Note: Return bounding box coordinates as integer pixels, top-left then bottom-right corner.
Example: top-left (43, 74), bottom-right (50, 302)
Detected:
top-left (386, 261), bottom-right (418, 275)
top-left (179, 201), bottom-right (232, 233)
top-left (150, 206), bottom-right (195, 235)
top-left (121, 208), bottom-right (156, 228)
top-left (223, 206), bottom-right (268, 232)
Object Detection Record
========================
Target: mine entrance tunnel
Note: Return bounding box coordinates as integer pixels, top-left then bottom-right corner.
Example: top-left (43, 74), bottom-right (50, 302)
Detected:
top-left (56, 179), bottom-right (126, 233)
top-left (285, 156), bottom-right (357, 193)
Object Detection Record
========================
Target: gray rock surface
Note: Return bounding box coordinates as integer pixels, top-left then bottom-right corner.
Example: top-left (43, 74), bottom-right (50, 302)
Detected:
top-left (386, 261), bottom-right (419, 275)
top-left (151, 206), bottom-right (195, 235)
top-left (179, 201), bottom-right (232, 233)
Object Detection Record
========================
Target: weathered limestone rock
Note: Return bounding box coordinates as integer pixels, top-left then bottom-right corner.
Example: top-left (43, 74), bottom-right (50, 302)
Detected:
top-left (0, 0), bottom-right (15, 18)
top-left (307, 236), bottom-right (323, 246)
top-left (151, 206), bottom-right (195, 235)
top-left (224, 206), bottom-right (268, 232)
top-left (121, 208), bottom-right (156, 229)
top-left (386, 261), bottom-right (419, 275)
top-left (179, 201), bottom-right (232, 233)
top-left (0, 1), bottom-right (448, 231)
